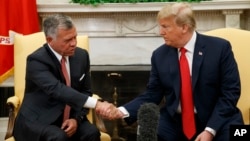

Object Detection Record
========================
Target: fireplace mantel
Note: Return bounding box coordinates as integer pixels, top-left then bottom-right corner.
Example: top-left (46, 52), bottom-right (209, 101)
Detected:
top-left (36, 1), bottom-right (250, 67)
top-left (37, 1), bottom-right (250, 12)
top-left (37, 1), bottom-right (250, 37)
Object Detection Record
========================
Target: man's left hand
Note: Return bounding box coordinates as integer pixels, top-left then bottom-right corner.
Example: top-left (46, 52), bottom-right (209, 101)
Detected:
top-left (195, 130), bottom-right (214, 141)
top-left (61, 118), bottom-right (78, 137)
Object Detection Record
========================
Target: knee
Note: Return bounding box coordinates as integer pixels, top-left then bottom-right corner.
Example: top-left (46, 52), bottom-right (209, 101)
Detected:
top-left (41, 127), bottom-right (68, 141)
top-left (86, 126), bottom-right (101, 138)
top-left (52, 130), bottom-right (68, 141)
top-left (79, 126), bottom-right (101, 141)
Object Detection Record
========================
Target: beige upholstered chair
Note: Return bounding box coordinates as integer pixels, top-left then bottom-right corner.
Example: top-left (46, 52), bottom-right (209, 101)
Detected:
top-left (4, 32), bottom-right (111, 141)
top-left (204, 28), bottom-right (250, 124)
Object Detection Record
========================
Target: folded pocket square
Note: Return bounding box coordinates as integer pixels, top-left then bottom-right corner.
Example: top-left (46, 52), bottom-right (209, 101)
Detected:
top-left (79, 73), bottom-right (85, 81)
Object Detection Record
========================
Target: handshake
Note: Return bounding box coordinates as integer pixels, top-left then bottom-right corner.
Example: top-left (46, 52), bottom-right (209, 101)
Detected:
top-left (95, 100), bottom-right (125, 120)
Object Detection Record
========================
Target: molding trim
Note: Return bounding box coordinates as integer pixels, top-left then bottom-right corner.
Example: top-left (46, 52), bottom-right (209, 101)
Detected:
top-left (37, 1), bottom-right (250, 13)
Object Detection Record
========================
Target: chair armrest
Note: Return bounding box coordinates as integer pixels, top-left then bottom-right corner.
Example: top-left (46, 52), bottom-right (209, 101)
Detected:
top-left (7, 96), bottom-right (20, 109)
top-left (5, 136), bottom-right (15, 141)
top-left (94, 109), bottom-right (107, 133)
top-left (92, 94), bottom-right (108, 133)
top-left (5, 96), bottom-right (20, 140)
top-left (100, 132), bottom-right (111, 141)
top-left (92, 94), bottom-right (101, 100)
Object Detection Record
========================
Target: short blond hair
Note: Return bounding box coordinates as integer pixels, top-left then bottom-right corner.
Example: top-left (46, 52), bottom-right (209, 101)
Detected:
top-left (157, 3), bottom-right (196, 31)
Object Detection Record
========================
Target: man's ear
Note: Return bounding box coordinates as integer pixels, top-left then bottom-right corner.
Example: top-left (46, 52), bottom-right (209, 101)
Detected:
top-left (46, 36), bottom-right (53, 44)
top-left (182, 24), bottom-right (189, 34)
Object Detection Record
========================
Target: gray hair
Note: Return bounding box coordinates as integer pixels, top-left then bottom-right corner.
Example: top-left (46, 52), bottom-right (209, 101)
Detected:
top-left (43, 14), bottom-right (74, 39)
top-left (157, 3), bottom-right (196, 31)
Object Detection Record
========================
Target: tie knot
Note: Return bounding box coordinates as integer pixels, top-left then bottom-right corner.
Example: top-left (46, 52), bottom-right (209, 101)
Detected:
top-left (61, 56), bottom-right (66, 63)
top-left (180, 47), bottom-right (187, 54)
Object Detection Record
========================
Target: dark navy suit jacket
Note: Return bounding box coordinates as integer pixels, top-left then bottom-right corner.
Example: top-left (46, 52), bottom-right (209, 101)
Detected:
top-left (13, 44), bottom-right (92, 141)
top-left (123, 32), bottom-right (243, 136)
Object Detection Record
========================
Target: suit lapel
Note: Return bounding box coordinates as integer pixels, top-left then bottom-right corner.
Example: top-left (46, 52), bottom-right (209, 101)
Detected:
top-left (192, 33), bottom-right (206, 90)
top-left (69, 56), bottom-right (75, 86)
top-left (168, 47), bottom-right (181, 98)
top-left (68, 51), bottom-right (82, 87)
top-left (44, 44), bottom-right (66, 83)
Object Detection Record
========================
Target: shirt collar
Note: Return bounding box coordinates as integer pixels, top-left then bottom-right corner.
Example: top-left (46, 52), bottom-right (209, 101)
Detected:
top-left (183, 31), bottom-right (197, 53)
top-left (47, 43), bottom-right (69, 63)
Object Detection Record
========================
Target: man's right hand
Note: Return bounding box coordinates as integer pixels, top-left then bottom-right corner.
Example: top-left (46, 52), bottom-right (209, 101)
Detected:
top-left (95, 101), bottom-right (124, 120)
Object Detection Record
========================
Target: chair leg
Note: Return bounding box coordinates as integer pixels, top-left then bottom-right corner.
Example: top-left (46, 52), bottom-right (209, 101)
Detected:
top-left (5, 103), bottom-right (15, 140)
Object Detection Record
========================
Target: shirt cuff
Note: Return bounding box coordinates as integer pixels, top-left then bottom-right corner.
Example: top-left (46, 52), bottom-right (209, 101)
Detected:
top-left (118, 106), bottom-right (130, 118)
top-left (83, 97), bottom-right (98, 109)
top-left (205, 127), bottom-right (216, 136)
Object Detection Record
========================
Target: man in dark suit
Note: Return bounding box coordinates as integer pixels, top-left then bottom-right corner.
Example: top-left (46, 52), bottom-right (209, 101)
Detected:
top-left (13, 14), bottom-right (114, 141)
top-left (100, 3), bottom-right (244, 141)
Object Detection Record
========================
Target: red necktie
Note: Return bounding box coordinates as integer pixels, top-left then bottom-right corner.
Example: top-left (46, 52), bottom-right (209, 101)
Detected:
top-left (179, 48), bottom-right (196, 139)
top-left (61, 57), bottom-right (71, 122)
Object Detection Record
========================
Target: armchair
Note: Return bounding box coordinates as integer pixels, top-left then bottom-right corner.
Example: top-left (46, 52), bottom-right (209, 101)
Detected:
top-left (204, 28), bottom-right (250, 124)
top-left (4, 32), bottom-right (111, 141)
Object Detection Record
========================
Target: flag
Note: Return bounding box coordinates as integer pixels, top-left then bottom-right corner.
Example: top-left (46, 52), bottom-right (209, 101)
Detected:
top-left (0, 0), bottom-right (40, 84)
